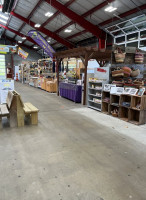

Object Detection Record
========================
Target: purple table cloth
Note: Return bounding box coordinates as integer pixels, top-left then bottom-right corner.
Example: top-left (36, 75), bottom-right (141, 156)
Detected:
top-left (59, 82), bottom-right (82, 103)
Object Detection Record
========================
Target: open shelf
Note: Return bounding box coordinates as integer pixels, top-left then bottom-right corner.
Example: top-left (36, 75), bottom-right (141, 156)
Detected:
top-left (102, 102), bottom-right (109, 114)
top-left (131, 95), bottom-right (146, 110)
top-left (129, 109), bottom-right (146, 125)
top-left (102, 91), bottom-right (110, 103)
top-left (109, 104), bottom-right (119, 118)
top-left (120, 94), bottom-right (131, 108)
top-left (110, 94), bottom-right (120, 106)
top-left (119, 106), bottom-right (129, 122)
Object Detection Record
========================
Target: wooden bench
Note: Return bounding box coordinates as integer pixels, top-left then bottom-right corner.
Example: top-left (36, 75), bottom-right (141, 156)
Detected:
top-left (23, 102), bottom-right (39, 125)
top-left (0, 104), bottom-right (10, 129)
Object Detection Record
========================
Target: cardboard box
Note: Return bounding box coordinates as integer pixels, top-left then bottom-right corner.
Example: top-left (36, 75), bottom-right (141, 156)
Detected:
top-left (41, 78), bottom-right (53, 90)
top-left (46, 81), bottom-right (57, 93)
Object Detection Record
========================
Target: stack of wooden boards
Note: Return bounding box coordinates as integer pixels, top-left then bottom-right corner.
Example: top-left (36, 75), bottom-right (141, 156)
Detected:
top-left (0, 90), bottom-right (39, 129)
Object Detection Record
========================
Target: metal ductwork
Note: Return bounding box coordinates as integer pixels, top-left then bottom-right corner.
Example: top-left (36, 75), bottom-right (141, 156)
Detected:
top-left (2, 0), bottom-right (15, 13)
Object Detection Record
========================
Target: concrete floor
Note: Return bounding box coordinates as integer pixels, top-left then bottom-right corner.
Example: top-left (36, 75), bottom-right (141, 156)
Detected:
top-left (0, 82), bottom-right (146, 200)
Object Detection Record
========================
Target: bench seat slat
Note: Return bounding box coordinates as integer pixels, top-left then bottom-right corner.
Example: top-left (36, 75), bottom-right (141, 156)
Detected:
top-left (24, 103), bottom-right (39, 113)
top-left (0, 105), bottom-right (9, 116)
top-left (23, 104), bottom-right (32, 114)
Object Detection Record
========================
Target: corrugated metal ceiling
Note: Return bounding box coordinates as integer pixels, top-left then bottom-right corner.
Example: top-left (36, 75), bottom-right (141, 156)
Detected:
top-left (2, 0), bottom-right (146, 50)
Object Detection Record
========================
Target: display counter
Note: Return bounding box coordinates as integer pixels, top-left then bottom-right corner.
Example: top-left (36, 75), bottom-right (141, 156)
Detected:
top-left (59, 82), bottom-right (82, 103)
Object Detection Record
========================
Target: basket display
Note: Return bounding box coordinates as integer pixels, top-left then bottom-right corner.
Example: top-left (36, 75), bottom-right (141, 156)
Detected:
top-left (114, 48), bottom-right (126, 63)
top-left (135, 50), bottom-right (144, 64)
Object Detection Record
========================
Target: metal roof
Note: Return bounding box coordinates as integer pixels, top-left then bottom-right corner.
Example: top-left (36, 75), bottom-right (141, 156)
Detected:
top-left (0, 0), bottom-right (145, 51)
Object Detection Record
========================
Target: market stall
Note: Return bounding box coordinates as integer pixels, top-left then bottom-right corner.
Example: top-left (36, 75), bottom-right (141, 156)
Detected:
top-left (53, 47), bottom-right (112, 105)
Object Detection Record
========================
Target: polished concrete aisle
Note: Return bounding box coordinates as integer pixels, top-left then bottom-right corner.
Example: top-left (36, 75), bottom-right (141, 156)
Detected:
top-left (0, 82), bottom-right (146, 200)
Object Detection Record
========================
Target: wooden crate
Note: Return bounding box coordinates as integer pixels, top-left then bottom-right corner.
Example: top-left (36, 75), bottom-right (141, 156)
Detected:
top-left (109, 104), bottom-right (119, 117)
top-left (110, 94), bottom-right (120, 106)
top-left (102, 91), bottom-right (110, 102)
top-left (131, 95), bottom-right (146, 110)
top-left (128, 109), bottom-right (146, 125)
top-left (102, 102), bottom-right (109, 114)
top-left (120, 94), bottom-right (131, 108)
top-left (119, 106), bottom-right (129, 122)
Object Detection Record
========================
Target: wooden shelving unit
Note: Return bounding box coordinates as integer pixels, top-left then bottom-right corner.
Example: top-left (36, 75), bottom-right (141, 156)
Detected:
top-left (101, 91), bottom-right (146, 125)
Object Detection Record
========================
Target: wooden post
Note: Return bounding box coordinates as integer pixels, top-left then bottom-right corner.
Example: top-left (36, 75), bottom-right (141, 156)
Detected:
top-left (56, 58), bottom-right (62, 96)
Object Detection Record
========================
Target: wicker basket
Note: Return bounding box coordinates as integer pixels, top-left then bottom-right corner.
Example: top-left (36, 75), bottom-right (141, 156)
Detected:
top-left (135, 51), bottom-right (144, 64)
top-left (114, 48), bottom-right (126, 63)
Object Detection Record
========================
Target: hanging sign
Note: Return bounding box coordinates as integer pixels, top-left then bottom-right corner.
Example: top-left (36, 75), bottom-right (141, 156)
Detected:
top-left (27, 30), bottom-right (55, 58)
top-left (18, 47), bottom-right (29, 59)
top-left (0, 45), bottom-right (17, 54)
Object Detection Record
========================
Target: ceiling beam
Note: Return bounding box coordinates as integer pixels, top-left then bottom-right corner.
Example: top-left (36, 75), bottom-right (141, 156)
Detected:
top-left (3, 0), bottom-right (18, 35)
top-left (10, 11), bottom-right (74, 48)
top-left (2, 35), bottom-right (36, 50)
top-left (61, 3), bottom-right (146, 42)
top-left (0, 23), bottom-right (38, 46)
top-left (14, 0), bottom-right (44, 41)
top-left (54, 0), bottom-right (115, 34)
top-left (42, 0), bottom-right (76, 27)
top-left (44, 0), bottom-right (106, 39)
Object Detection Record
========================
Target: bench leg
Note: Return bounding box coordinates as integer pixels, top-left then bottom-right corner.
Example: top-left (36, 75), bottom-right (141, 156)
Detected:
top-left (0, 117), bottom-right (2, 129)
top-left (31, 112), bottom-right (38, 125)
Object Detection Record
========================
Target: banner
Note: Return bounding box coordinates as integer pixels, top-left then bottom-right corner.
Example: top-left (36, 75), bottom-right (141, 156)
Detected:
top-left (28, 30), bottom-right (55, 58)
top-left (18, 47), bottom-right (29, 59)
top-left (0, 45), bottom-right (17, 54)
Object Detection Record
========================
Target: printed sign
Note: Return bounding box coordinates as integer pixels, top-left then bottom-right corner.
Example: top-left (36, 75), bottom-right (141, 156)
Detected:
top-left (18, 47), bottom-right (29, 59)
top-left (28, 30), bottom-right (55, 58)
top-left (0, 55), bottom-right (6, 79)
top-left (0, 45), bottom-right (17, 54)
top-left (0, 80), bottom-right (14, 104)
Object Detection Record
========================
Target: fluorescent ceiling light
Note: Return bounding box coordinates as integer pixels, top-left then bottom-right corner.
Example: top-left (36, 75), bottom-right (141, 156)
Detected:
top-left (64, 29), bottom-right (72, 33)
top-left (0, 19), bottom-right (7, 24)
top-left (34, 23), bottom-right (41, 28)
top-left (18, 41), bottom-right (22, 43)
top-left (0, 14), bottom-right (9, 20)
top-left (105, 6), bottom-right (117, 12)
top-left (33, 46), bottom-right (38, 49)
top-left (45, 12), bottom-right (54, 17)
top-left (47, 40), bottom-right (51, 43)
top-left (22, 37), bottom-right (26, 40)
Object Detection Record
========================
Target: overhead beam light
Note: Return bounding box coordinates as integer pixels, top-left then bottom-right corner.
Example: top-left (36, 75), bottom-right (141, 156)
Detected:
top-left (34, 23), bottom-right (41, 28)
top-left (22, 37), bottom-right (26, 40)
top-left (0, 19), bottom-right (7, 24)
top-left (105, 6), bottom-right (117, 12)
top-left (18, 41), bottom-right (22, 43)
top-left (47, 40), bottom-right (51, 43)
top-left (64, 29), bottom-right (72, 33)
top-left (45, 12), bottom-right (54, 17)
top-left (0, 14), bottom-right (9, 20)
top-left (33, 46), bottom-right (38, 49)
